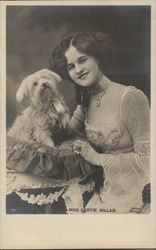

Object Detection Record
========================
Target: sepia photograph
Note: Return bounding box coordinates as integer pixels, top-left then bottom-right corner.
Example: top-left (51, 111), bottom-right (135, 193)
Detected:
top-left (1, 0), bottom-right (156, 249)
top-left (6, 3), bottom-right (151, 215)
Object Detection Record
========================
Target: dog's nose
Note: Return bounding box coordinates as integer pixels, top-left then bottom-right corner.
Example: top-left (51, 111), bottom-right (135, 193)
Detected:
top-left (42, 82), bottom-right (48, 88)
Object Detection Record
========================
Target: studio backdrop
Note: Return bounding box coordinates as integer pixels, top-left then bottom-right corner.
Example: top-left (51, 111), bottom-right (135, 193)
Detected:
top-left (6, 5), bottom-right (151, 128)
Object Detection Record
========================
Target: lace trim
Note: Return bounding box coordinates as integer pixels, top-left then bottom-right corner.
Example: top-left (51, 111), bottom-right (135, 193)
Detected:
top-left (85, 120), bottom-right (124, 152)
top-left (134, 141), bottom-right (150, 154)
top-left (6, 172), bottom-right (83, 195)
top-left (62, 181), bottom-right (95, 214)
top-left (7, 172), bottom-right (95, 208)
top-left (119, 86), bottom-right (136, 118)
top-left (15, 188), bottom-right (65, 205)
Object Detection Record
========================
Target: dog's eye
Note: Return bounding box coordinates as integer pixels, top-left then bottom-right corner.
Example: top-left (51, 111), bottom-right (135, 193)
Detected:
top-left (33, 82), bottom-right (38, 86)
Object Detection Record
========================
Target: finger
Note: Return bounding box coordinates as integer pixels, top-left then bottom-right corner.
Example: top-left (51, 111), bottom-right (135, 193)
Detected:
top-left (72, 146), bottom-right (82, 154)
top-left (73, 141), bottom-right (85, 148)
top-left (74, 139), bottom-right (84, 144)
top-left (72, 146), bottom-right (81, 152)
top-left (73, 147), bottom-right (81, 155)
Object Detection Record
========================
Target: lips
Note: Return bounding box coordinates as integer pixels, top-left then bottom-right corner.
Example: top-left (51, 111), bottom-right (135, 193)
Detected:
top-left (77, 72), bottom-right (89, 79)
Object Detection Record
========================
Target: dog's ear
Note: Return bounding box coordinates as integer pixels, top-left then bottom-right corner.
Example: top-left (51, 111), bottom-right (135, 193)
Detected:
top-left (16, 78), bottom-right (29, 102)
top-left (49, 71), bottom-right (62, 83)
top-left (38, 69), bottom-right (62, 83)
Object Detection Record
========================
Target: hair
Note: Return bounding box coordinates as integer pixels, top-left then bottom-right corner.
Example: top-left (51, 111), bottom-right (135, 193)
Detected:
top-left (49, 32), bottom-right (113, 80)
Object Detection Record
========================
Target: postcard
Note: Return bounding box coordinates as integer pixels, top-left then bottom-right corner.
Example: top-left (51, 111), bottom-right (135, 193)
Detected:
top-left (0, 0), bottom-right (156, 249)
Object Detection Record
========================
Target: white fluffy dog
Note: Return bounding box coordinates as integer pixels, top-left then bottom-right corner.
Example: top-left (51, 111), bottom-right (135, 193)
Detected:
top-left (8, 69), bottom-right (71, 148)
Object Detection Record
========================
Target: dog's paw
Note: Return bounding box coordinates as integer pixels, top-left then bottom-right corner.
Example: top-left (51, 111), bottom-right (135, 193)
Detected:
top-left (60, 141), bottom-right (73, 151)
top-left (45, 141), bottom-right (55, 148)
top-left (37, 146), bottom-right (47, 154)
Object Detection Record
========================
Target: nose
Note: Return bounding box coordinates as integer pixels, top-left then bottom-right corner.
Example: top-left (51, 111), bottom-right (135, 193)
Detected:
top-left (42, 82), bottom-right (48, 88)
top-left (75, 64), bottom-right (84, 75)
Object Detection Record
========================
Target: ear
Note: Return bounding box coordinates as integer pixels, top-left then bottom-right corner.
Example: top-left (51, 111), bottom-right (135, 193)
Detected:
top-left (16, 78), bottom-right (29, 102)
top-left (50, 71), bottom-right (62, 83)
top-left (39, 69), bottom-right (62, 83)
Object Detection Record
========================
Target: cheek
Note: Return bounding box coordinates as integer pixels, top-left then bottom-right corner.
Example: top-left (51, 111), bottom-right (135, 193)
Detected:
top-left (92, 63), bottom-right (101, 76)
top-left (91, 61), bottom-right (99, 70)
top-left (88, 58), bottom-right (99, 69)
top-left (68, 70), bottom-right (75, 80)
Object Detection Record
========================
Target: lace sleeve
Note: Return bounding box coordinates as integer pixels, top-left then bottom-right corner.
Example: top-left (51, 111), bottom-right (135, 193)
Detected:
top-left (121, 87), bottom-right (150, 154)
top-left (95, 87), bottom-right (150, 191)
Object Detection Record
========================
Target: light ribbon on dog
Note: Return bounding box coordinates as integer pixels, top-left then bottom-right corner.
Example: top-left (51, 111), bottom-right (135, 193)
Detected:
top-left (54, 100), bottom-right (65, 114)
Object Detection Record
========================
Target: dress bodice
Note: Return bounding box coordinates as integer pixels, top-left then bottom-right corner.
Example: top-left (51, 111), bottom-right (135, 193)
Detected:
top-left (85, 120), bottom-right (130, 153)
top-left (84, 81), bottom-right (135, 154)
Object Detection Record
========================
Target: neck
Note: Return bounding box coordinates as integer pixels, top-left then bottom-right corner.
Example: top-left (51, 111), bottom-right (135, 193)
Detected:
top-left (88, 74), bottom-right (111, 96)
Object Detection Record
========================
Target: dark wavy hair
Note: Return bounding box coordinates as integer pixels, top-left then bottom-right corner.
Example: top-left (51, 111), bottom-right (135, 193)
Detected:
top-left (49, 32), bottom-right (113, 80)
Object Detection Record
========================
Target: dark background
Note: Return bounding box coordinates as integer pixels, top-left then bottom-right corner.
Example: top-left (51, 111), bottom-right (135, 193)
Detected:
top-left (6, 5), bottom-right (151, 128)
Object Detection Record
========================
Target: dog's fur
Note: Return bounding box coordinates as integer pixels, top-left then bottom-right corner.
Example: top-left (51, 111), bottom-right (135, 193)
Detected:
top-left (8, 69), bottom-right (71, 147)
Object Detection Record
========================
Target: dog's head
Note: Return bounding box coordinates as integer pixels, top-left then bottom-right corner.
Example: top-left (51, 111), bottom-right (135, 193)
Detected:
top-left (16, 69), bottom-right (62, 109)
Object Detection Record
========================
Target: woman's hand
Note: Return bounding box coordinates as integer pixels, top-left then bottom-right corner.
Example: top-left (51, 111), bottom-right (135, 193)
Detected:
top-left (72, 139), bottom-right (101, 166)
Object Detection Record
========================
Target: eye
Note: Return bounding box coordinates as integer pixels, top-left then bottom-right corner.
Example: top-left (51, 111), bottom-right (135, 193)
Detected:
top-left (67, 64), bottom-right (74, 71)
top-left (33, 81), bottom-right (38, 86)
top-left (78, 57), bottom-right (87, 64)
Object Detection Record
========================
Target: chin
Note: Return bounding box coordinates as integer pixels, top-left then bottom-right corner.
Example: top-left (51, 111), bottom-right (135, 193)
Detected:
top-left (77, 79), bottom-right (95, 88)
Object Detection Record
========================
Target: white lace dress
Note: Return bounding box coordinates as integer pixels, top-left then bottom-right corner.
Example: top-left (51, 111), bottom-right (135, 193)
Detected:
top-left (70, 75), bottom-right (150, 213)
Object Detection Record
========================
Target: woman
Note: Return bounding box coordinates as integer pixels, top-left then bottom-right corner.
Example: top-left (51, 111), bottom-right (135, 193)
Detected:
top-left (49, 32), bottom-right (150, 213)
top-left (8, 32), bottom-right (150, 213)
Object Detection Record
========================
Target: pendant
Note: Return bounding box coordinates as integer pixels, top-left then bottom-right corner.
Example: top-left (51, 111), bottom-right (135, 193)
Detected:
top-left (96, 100), bottom-right (100, 107)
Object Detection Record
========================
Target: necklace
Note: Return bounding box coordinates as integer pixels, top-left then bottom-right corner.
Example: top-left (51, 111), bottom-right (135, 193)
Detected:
top-left (89, 75), bottom-right (111, 107)
top-left (88, 82), bottom-right (105, 107)
top-left (96, 91), bottom-right (105, 107)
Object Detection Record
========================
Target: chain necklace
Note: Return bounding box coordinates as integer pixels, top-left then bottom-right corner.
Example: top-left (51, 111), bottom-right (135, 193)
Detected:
top-left (96, 91), bottom-right (105, 107)
top-left (88, 75), bottom-right (111, 108)
top-left (91, 82), bottom-right (109, 107)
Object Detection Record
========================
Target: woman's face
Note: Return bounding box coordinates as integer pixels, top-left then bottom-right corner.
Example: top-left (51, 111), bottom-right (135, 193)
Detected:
top-left (65, 45), bottom-right (103, 88)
